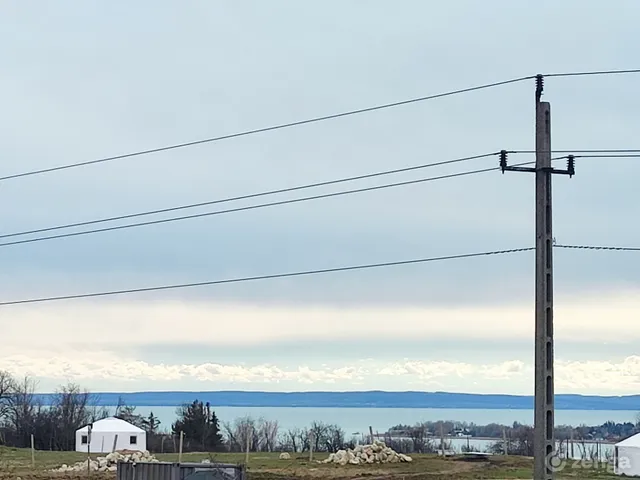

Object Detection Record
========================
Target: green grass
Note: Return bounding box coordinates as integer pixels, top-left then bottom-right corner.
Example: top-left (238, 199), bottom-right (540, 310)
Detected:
top-left (0, 447), bottom-right (621, 479)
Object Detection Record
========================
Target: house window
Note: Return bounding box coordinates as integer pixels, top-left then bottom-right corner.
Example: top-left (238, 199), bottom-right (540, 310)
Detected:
top-left (130, 436), bottom-right (137, 445)
top-left (81, 435), bottom-right (88, 445)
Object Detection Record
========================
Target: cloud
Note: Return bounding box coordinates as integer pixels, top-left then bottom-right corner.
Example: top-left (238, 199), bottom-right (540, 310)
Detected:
top-left (0, 354), bottom-right (366, 386)
top-left (3, 352), bottom-right (640, 395)
top-left (556, 356), bottom-right (640, 392)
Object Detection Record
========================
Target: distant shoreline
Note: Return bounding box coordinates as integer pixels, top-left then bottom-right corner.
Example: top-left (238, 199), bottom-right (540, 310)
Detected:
top-left (33, 391), bottom-right (640, 411)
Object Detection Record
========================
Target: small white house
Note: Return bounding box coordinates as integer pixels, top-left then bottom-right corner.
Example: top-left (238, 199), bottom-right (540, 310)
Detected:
top-left (614, 433), bottom-right (640, 476)
top-left (75, 417), bottom-right (146, 453)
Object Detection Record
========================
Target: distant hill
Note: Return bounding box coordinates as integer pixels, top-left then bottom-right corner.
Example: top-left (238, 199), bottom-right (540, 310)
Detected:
top-left (33, 391), bottom-right (640, 410)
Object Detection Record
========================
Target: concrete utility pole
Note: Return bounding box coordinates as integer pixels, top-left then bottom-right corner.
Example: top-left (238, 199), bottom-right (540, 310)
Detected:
top-left (500, 74), bottom-right (575, 480)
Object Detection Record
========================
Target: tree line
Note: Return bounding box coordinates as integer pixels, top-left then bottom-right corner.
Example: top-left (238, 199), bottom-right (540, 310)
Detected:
top-left (3, 370), bottom-right (635, 456)
top-left (0, 371), bottom-right (226, 452)
top-left (0, 371), bottom-right (352, 454)
top-left (386, 419), bottom-right (640, 456)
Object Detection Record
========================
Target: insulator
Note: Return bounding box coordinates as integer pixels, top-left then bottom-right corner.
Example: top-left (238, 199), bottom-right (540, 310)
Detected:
top-left (535, 75), bottom-right (544, 99)
top-left (499, 150), bottom-right (507, 172)
top-left (567, 155), bottom-right (575, 177)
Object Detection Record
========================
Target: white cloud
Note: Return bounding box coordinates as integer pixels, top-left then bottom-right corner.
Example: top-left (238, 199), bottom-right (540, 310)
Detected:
top-left (1, 292), bottom-right (639, 394)
top-left (556, 356), bottom-right (640, 392)
top-left (4, 353), bottom-right (640, 395)
top-left (0, 354), bottom-right (367, 386)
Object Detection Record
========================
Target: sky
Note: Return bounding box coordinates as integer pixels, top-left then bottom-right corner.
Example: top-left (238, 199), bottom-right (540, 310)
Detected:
top-left (1, 0), bottom-right (639, 396)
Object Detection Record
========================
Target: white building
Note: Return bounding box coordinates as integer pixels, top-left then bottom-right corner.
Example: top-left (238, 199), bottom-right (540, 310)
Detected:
top-left (614, 433), bottom-right (640, 476)
top-left (75, 417), bottom-right (146, 453)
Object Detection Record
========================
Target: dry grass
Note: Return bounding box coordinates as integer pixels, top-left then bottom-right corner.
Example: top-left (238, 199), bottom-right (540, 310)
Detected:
top-left (0, 447), bottom-right (620, 479)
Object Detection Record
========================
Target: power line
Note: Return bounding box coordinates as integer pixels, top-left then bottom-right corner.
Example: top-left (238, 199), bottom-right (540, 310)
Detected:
top-left (555, 244), bottom-right (640, 252)
top-left (1, 242), bottom-right (636, 306)
top-left (0, 159), bottom-right (537, 249)
top-left (573, 154), bottom-right (640, 159)
top-left (0, 150), bottom-right (620, 244)
top-left (0, 152), bottom-right (499, 240)
top-left (543, 68), bottom-right (640, 78)
top-left (0, 247), bottom-right (535, 306)
top-left (2, 69), bottom-right (638, 182)
top-left (3, 68), bottom-right (640, 183)
top-left (510, 149), bottom-right (640, 155)
top-left (0, 76), bottom-right (534, 182)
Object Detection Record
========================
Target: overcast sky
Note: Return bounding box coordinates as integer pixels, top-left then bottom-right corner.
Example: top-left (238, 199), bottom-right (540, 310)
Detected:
top-left (1, 0), bottom-right (639, 396)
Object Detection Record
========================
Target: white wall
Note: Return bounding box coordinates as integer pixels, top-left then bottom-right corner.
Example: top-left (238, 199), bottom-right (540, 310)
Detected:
top-left (614, 446), bottom-right (640, 476)
top-left (75, 431), bottom-right (147, 453)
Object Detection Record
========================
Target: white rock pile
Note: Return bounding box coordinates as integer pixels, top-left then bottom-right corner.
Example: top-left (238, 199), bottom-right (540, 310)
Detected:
top-left (322, 440), bottom-right (412, 465)
top-left (54, 450), bottom-right (159, 473)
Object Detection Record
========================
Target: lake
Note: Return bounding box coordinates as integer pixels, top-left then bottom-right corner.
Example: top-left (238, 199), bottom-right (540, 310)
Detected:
top-left (129, 406), bottom-right (637, 437)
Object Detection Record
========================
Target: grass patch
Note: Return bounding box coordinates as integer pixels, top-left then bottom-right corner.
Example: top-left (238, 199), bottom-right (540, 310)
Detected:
top-left (0, 447), bottom-right (621, 479)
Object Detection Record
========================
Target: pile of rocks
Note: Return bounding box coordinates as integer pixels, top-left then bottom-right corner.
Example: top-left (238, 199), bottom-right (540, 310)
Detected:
top-left (54, 450), bottom-right (159, 473)
top-left (322, 440), bottom-right (412, 465)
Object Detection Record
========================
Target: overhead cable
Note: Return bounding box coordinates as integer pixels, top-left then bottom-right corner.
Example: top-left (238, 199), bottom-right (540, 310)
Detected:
top-left (3, 69), bottom-right (640, 182)
top-left (543, 68), bottom-right (640, 78)
top-left (555, 244), bottom-right (640, 252)
top-left (0, 159), bottom-right (538, 249)
top-left (1, 242), bottom-right (636, 306)
top-left (0, 247), bottom-right (535, 306)
top-left (0, 76), bottom-right (533, 181)
top-left (0, 152), bottom-right (499, 240)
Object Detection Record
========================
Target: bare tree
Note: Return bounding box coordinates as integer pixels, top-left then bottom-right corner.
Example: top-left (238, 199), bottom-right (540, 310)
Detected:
top-left (308, 421), bottom-right (329, 452)
top-left (325, 424), bottom-right (346, 452)
top-left (408, 422), bottom-right (429, 453)
top-left (223, 416), bottom-right (258, 452)
top-left (285, 427), bottom-right (301, 452)
top-left (297, 428), bottom-right (311, 452)
top-left (49, 383), bottom-right (94, 450)
top-left (258, 419), bottom-right (279, 452)
top-left (0, 370), bottom-right (14, 420)
top-left (114, 396), bottom-right (144, 427)
top-left (5, 375), bottom-right (39, 448)
top-left (490, 424), bottom-right (533, 456)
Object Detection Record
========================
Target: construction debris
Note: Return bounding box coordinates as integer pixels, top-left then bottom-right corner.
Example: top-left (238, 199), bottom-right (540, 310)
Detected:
top-left (322, 440), bottom-right (412, 465)
top-left (53, 450), bottom-right (159, 472)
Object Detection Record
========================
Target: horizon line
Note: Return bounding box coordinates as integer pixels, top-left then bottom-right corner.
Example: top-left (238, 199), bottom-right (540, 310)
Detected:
top-left (34, 390), bottom-right (636, 398)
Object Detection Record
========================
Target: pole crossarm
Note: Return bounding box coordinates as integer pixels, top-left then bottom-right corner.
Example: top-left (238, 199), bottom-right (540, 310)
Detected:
top-left (500, 150), bottom-right (576, 177)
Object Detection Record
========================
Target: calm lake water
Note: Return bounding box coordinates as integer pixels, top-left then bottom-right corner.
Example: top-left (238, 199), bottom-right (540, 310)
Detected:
top-left (130, 406), bottom-right (636, 437)
top-left (123, 406), bottom-right (626, 459)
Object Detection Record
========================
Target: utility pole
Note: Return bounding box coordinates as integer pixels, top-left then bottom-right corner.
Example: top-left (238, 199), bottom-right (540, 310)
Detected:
top-left (500, 74), bottom-right (575, 480)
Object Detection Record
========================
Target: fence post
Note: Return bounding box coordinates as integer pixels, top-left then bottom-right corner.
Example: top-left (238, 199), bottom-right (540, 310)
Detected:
top-left (30, 434), bottom-right (35, 468)
top-left (245, 429), bottom-right (251, 466)
top-left (570, 430), bottom-right (574, 459)
top-left (178, 431), bottom-right (184, 463)
top-left (503, 429), bottom-right (508, 456)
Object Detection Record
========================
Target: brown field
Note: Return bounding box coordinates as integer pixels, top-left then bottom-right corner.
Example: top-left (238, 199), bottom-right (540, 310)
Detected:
top-left (0, 447), bottom-right (619, 479)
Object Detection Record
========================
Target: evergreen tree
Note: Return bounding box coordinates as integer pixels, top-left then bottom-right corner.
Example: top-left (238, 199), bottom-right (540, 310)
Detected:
top-left (114, 396), bottom-right (144, 428)
top-left (172, 400), bottom-right (223, 451)
top-left (142, 411), bottom-right (161, 435)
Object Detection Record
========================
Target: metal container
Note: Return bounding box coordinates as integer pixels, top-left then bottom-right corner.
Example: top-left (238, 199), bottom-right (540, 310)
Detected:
top-left (117, 461), bottom-right (245, 480)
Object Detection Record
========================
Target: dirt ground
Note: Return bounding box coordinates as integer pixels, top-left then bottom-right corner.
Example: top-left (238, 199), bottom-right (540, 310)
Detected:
top-left (0, 447), bottom-right (619, 479)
